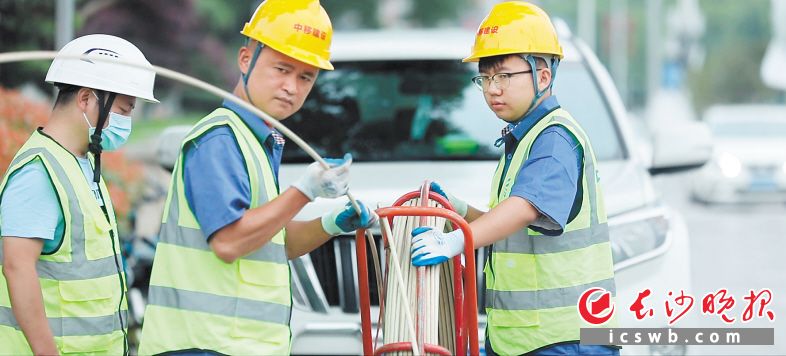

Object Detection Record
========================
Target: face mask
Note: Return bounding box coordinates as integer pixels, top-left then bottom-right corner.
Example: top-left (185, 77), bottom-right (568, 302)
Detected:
top-left (83, 111), bottom-right (132, 151)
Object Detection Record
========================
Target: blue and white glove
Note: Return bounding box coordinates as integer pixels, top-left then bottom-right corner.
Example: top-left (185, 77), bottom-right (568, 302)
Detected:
top-left (410, 227), bottom-right (465, 267)
top-left (429, 181), bottom-right (468, 218)
top-left (293, 153), bottom-right (352, 201)
top-left (322, 200), bottom-right (379, 236)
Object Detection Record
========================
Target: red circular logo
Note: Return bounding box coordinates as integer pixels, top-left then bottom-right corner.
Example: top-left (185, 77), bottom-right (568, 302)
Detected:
top-left (577, 287), bottom-right (615, 325)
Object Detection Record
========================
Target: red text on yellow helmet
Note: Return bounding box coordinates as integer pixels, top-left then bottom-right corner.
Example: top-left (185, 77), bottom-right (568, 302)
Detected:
top-left (241, 0), bottom-right (334, 70)
top-left (463, 1), bottom-right (563, 63)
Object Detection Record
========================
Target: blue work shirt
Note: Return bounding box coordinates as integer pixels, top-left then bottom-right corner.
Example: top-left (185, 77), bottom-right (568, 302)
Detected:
top-left (183, 99), bottom-right (284, 240)
top-left (1, 155), bottom-right (102, 254)
top-left (499, 96), bottom-right (582, 236)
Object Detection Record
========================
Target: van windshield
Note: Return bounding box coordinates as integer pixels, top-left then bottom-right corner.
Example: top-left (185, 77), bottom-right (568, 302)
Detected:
top-left (282, 60), bottom-right (624, 163)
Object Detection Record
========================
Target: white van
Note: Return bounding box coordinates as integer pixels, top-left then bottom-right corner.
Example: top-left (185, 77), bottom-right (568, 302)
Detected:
top-left (279, 27), bottom-right (711, 356)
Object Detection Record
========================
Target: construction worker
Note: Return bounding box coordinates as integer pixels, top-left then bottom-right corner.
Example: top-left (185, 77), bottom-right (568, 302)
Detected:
top-left (410, 2), bottom-right (619, 355)
top-left (138, 0), bottom-right (376, 354)
top-left (0, 34), bottom-right (158, 355)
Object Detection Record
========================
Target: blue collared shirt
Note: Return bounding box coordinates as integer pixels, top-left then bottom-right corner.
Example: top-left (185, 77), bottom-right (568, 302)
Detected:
top-left (0, 156), bottom-right (100, 254)
top-left (182, 99), bottom-right (285, 240)
top-left (499, 96), bottom-right (583, 236)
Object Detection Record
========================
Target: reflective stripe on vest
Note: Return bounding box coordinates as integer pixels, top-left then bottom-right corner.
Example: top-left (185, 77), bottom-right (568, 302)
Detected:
top-left (485, 108), bottom-right (616, 355)
top-left (0, 306), bottom-right (123, 337)
top-left (139, 108), bottom-right (291, 356)
top-left (0, 131), bottom-right (126, 355)
top-left (147, 285), bottom-right (290, 325)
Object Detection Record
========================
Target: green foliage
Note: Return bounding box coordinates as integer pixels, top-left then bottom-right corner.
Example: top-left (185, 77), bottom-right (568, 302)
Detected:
top-left (540, 0), bottom-right (650, 107)
top-left (321, 0), bottom-right (379, 29)
top-left (0, 0), bottom-right (57, 89)
top-left (194, 1), bottom-right (240, 33)
top-left (75, 0), bottom-right (241, 113)
top-left (2, 0), bottom-right (782, 115)
top-left (689, 0), bottom-right (780, 111)
top-left (407, 0), bottom-right (468, 27)
top-left (534, 0), bottom-right (781, 111)
top-left (322, 0), bottom-right (471, 29)
top-left (128, 115), bottom-right (200, 145)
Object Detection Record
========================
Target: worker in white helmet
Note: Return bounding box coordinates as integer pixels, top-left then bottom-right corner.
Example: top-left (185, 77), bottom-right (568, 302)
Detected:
top-left (0, 34), bottom-right (158, 355)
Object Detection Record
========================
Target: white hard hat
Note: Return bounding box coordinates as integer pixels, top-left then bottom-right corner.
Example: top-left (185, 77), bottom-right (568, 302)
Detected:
top-left (45, 34), bottom-right (159, 103)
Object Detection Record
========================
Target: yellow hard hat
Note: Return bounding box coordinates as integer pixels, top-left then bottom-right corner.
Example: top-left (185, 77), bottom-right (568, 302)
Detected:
top-left (241, 0), bottom-right (334, 70)
top-left (463, 1), bottom-right (563, 63)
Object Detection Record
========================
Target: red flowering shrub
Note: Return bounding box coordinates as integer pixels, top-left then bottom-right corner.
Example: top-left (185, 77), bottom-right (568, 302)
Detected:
top-left (0, 88), bottom-right (49, 171)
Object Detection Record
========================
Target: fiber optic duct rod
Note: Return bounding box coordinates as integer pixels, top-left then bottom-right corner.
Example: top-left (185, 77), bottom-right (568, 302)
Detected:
top-left (355, 187), bottom-right (479, 355)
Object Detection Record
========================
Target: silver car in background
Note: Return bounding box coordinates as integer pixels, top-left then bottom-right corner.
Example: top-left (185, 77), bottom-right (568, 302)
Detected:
top-left (692, 104), bottom-right (786, 204)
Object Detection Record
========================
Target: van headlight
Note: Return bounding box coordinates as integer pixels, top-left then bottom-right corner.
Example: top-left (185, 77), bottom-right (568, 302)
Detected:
top-left (718, 152), bottom-right (742, 178)
top-left (609, 206), bottom-right (671, 271)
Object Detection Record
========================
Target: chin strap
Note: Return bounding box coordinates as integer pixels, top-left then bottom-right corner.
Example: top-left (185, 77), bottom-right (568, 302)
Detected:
top-left (241, 40), bottom-right (264, 108)
top-left (521, 54), bottom-right (560, 117)
top-left (88, 91), bottom-right (116, 184)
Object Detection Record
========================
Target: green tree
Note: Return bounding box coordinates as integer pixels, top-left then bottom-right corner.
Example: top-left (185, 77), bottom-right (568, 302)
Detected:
top-left (322, 0), bottom-right (379, 29)
top-left (689, 0), bottom-right (779, 112)
top-left (0, 0), bottom-right (57, 89)
top-left (539, 0), bottom-right (649, 108)
top-left (408, 0), bottom-right (469, 27)
top-left (78, 0), bottom-right (238, 113)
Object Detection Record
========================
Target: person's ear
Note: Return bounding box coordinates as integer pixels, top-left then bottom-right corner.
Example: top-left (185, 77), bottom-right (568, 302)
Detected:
top-left (76, 87), bottom-right (92, 112)
top-left (539, 67), bottom-right (552, 91)
top-left (238, 45), bottom-right (251, 76)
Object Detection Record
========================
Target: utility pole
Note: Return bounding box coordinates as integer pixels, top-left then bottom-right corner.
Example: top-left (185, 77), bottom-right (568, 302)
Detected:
top-left (55, 0), bottom-right (75, 50)
top-left (54, 0), bottom-right (74, 98)
top-left (609, 0), bottom-right (629, 105)
top-left (646, 0), bottom-right (662, 103)
top-left (578, 0), bottom-right (597, 52)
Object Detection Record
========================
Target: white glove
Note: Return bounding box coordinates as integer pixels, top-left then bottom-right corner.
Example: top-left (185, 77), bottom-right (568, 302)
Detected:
top-left (292, 153), bottom-right (351, 201)
top-left (430, 181), bottom-right (468, 218)
top-left (410, 227), bottom-right (465, 267)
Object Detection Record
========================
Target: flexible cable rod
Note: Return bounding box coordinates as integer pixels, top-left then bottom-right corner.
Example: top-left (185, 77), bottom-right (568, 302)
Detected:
top-left (0, 51), bottom-right (366, 213)
top-left (1, 50), bottom-right (396, 352)
top-left (380, 211), bottom-right (421, 355)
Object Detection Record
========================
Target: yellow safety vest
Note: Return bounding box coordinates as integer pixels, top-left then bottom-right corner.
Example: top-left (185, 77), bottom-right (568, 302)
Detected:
top-left (139, 108), bottom-right (291, 355)
top-left (0, 129), bottom-right (127, 355)
top-left (486, 108), bottom-right (616, 355)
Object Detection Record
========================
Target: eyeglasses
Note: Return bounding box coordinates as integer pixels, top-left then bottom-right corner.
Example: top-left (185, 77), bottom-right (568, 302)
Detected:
top-left (471, 70), bottom-right (536, 92)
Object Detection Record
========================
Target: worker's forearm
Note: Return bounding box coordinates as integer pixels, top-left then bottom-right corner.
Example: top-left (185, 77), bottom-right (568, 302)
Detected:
top-left (209, 187), bottom-right (309, 263)
top-left (467, 197), bottom-right (538, 248)
top-left (4, 265), bottom-right (58, 355)
top-left (284, 218), bottom-right (332, 259)
top-left (464, 205), bottom-right (486, 223)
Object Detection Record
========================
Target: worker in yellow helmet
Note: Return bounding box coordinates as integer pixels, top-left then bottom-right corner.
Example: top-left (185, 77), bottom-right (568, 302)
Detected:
top-left (138, 0), bottom-right (376, 354)
top-left (409, 2), bottom-right (619, 355)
